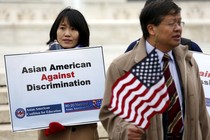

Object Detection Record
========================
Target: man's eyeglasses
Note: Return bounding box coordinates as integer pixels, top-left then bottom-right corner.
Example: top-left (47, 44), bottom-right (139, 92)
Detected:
top-left (161, 21), bottom-right (185, 28)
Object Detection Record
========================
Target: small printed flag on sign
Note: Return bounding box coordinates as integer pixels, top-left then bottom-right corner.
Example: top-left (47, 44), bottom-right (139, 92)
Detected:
top-left (108, 49), bottom-right (170, 129)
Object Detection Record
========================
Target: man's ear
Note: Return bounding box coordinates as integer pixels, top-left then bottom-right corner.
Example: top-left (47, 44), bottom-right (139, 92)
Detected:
top-left (147, 24), bottom-right (156, 36)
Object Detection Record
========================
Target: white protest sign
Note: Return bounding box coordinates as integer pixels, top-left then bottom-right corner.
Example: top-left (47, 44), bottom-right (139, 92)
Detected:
top-left (4, 46), bottom-right (105, 132)
top-left (193, 52), bottom-right (210, 115)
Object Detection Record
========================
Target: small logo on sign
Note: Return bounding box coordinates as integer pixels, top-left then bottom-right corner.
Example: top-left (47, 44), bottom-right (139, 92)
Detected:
top-left (15, 108), bottom-right (25, 119)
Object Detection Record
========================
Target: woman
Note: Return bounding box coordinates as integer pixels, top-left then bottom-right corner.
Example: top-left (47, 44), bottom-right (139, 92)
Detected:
top-left (38, 7), bottom-right (99, 140)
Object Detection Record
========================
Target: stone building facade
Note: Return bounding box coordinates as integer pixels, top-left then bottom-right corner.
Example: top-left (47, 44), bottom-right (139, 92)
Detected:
top-left (0, 0), bottom-right (210, 46)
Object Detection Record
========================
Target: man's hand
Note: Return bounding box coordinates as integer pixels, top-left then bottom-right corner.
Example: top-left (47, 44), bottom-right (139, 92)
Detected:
top-left (127, 125), bottom-right (145, 140)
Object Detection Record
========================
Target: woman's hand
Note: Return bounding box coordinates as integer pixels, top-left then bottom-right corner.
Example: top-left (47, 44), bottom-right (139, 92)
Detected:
top-left (44, 122), bottom-right (66, 136)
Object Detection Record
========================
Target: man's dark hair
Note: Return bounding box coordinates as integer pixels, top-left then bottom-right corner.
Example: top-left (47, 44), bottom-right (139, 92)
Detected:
top-left (140, 0), bottom-right (181, 39)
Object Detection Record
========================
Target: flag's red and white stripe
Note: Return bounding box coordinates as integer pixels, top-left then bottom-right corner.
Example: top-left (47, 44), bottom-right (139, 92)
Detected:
top-left (109, 71), bottom-right (169, 129)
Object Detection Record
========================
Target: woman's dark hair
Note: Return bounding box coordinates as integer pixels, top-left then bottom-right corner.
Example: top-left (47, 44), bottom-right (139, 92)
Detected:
top-left (140, 0), bottom-right (181, 39)
top-left (47, 7), bottom-right (90, 47)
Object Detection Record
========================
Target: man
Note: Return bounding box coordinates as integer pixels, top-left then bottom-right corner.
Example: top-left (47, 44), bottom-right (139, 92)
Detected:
top-left (99, 0), bottom-right (210, 140)
top-left (125, 0), bottom-right (202, 53)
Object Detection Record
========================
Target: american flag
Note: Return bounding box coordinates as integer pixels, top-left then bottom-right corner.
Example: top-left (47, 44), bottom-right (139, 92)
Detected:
top-left (108, 49), bottom-right (169, 129)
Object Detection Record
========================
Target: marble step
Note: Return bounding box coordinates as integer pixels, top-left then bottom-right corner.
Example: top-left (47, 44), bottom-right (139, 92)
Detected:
top-left (0, 105), bottom-right (10, 124)
top-left (0, 72), bottom-right (6, 87)
top-left (0, 123), bottom-right (38, 140)
top-left (0, 87), bottom-right (8, 105)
